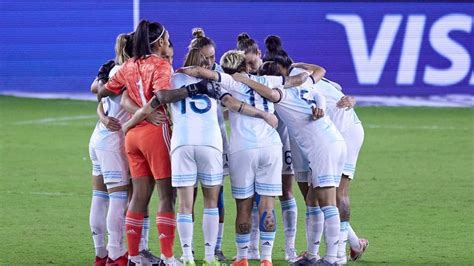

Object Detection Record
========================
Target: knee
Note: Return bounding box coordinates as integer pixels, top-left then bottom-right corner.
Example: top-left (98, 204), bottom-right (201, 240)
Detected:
top-left (259, 210), bottom-right (276, 232)
top-left (237, 222), bottom-right (252, 234)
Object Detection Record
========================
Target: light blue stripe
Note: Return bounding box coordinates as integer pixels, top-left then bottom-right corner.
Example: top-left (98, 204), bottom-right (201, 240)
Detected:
top-left (204, 208), bottom-right (219, 215)
top-left (93, 191), bottom-right (109, 199)
top-left (255, 182), bottom-right (281, 188)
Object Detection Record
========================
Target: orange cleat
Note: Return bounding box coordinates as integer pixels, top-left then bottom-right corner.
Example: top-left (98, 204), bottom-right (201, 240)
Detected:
top-left (232, 258), bottom-right (249, 266)
top-left (260, 259), bottom-right (272, 266)
top-left (94, 256), bottom-right (107, 266)
top-left (105, 252), bottom-right (128, 266)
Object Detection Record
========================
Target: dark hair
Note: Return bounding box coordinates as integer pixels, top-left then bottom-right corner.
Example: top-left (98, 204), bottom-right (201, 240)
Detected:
top-left (236, 32), bottom-right (259, 54)
top-left (125, 32), bottom-right (134, 59)
top-left (257, 61), bottom-right (284, 76)
top-left (133, 20), bottom-right (166, 60)
top-left (168, 38), bottom-right (173, 48)
top-left (262, 35), bottom-right (292, 63)
top-left (189, 28), bottom-right (215, 49)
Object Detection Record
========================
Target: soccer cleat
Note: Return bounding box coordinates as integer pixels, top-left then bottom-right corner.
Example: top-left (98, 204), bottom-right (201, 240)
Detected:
top-left (260, 259), bottom-right (272, 266)
top-left (159, 255), bottom-right (183, 266)
top-left (247, 247), bottom-right (260, 260)
top-left (284, 247), bottom-right (298, 262)
top-left (289, 251), bottom-right (319, 266)
top-left (314, 258), bottom-right (337, 266)
top-left (350, 238), bottom-right (369, 261)
top-left (139, 249), bottom-right (162, 265)
top-left (215, 249), bottom-right (227, 262)
top-left (231, 259), bottom-right (249, 266)
top-left (95, 256), bottom-right (108, 266)
top-left (202, 259), bottom-right (221, 266)
top-left (336, 254), bottom-right (347, 265)
top-left (106, 253), bottom-right (128, 266)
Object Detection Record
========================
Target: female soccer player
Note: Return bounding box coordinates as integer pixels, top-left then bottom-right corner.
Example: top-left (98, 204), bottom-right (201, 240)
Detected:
top-left (97, 20), bottom-right (181, 265)
top-left (89, 33), bottom-right (131, 266)
top-left (187, 28), bottom-right (229, 261)
top-left (236, 33), bottom-right (299, 261)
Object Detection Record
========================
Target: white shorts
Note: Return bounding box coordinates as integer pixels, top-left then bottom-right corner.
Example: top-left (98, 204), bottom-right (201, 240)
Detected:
top-left (308, 141), bottom-right (347, 188)
top-left (341, 123), bottom-right (364, 179)
top-left (277, 120), bottom-right (294, 175)
top-left (229, 145), bottom-right (282, 199)
top-left (171, 146), bottom-right (223, 188)
top-left (290, 136), bottom-right (310, 174)
top-left (89, 146), bottom-right (130, 189)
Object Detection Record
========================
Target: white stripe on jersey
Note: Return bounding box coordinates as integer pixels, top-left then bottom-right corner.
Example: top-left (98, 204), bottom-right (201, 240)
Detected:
top-left (169, 73), bottom-right (223, 152)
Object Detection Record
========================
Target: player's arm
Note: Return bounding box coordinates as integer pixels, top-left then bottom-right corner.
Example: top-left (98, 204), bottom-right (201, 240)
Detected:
top-left (231, 73), bottom-right (282, 103)
top-left (220, 94), bottom-right (278, 128)
top-left (176, 66), bottom-right (220, 81)
top-left (291, 62), bottom-right (326, 84)
top-left (91, 78), bottom-right (99, 94)
top-left (309, 89), bottom-right (327, 120)
top-left (97, 101), bottom-right (121, 131)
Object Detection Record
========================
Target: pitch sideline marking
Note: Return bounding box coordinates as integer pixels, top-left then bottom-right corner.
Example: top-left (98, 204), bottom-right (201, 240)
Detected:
top-left (14, 115), bottom-right (96, 125)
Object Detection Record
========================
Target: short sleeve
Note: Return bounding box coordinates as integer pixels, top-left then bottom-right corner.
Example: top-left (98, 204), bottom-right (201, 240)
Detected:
top-left (105, 65), bottom-right (126, 95)
top-left (153, 60), bottom-right (172, 92)
top-left (219, 72), bottom-right (240, 93)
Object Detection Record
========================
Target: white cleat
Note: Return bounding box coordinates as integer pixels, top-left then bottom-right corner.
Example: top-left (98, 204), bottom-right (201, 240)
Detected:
top-left (284, 247), bottom-right (298, 262)
top-left (160, 255), bottom-right (183, 266)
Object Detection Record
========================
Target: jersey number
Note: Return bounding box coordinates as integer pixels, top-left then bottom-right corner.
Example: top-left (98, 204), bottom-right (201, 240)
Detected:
top-left (300, 89), bottom-right (316, 106)
top-left (180, 95), bottom-right (212, 114)
top-left (246, 89), bottom-right (269, 112)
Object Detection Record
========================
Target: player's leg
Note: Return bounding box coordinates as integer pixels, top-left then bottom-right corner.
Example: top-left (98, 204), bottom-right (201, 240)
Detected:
top-left (230, 149), bottom-right (257, 266)
top-left (255, 145), bottom-right (283, 266)
top-left (98, 149), bottom-right (130, 265)
top-left (124, 126), bottom-right (160, 265)
top-left (89, 146), bottom-right (108, 265)
top-left (215, 152), bottom-right (229, 261)
top-left (248, 195), bottom-right (260, 260)
top-left (197, 146), bottom-right (224, 265)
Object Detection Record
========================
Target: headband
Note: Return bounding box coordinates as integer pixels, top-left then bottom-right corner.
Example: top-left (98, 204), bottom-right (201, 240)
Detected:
top-left (150, 26), bottom-right (166, 45)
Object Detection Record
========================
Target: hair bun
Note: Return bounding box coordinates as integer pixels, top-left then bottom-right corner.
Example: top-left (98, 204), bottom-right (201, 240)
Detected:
top-left (237, 32), bottom-right (251, 42)
top-left (265, 35), bottom-right (282, 52)
top-left (192, 28), bottom-right (206, 38)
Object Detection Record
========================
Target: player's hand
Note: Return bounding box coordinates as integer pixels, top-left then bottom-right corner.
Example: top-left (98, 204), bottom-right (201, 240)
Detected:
top-left (101, 116), bottom-right (121, 131)
top-left (336, 96), bottom-right (356, 110)
top-left (97, 60), bottom-right (115, 83)
top-left (231, 72), bottom-right (247, 82)
top-left (176, 66), bottom-right (199, 77)
top-left (145, 110), bottom-right (169, 126)
top-left (311, 106), bottom-right (325, 120)
top-left (186, 79), bottom-right (221, 99)
top-left (263, 113), bottom-right (278, 128)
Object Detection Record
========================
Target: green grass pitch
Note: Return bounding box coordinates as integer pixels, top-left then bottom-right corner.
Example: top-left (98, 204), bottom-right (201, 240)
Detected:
top-left (0, 95), bottom-right (473, 265)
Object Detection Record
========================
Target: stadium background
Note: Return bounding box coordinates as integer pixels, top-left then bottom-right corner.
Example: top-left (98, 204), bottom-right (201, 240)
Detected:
top-left (0, 0), bottom-right (473, 265)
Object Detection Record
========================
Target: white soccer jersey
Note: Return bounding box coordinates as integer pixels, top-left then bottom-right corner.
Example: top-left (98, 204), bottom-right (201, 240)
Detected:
top-left (219, 73), bottom-right (283, 154)
top-left (213, 63), bottom-right (230, 155)
top-left (274, 68), bottom-right (345, 156)
top-left (169, 73), bottom-right (222, 152)
top-left (314, 78), bottom-right (361, 134)
top-left (89, 65), bottom-right (128, 152)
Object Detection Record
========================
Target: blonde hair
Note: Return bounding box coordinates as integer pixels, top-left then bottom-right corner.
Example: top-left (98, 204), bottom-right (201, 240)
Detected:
top-left (114, 33), bottom-right (131, 65)
top-left (184, 48), bottom-right (209, 67)
top-left (220, 50), bottom-right (247, 74)
top-left (188, 27), bottom-right (215, 50)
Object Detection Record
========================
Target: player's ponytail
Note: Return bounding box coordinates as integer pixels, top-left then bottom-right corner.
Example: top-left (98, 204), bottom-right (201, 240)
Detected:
top-left (133, 19), bottom-right (166, 60)
top-left (263, 35), bottom-right (290, 62)
top-left (236, 32), bottom-right (259, 54)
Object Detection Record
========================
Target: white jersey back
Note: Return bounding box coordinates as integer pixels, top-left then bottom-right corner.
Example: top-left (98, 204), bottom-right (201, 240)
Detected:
top-left (219, 73), bottom-right (283, 154)
top-left (169, 73), bottom-right (222, 152)
top-left (314, 78), bottom-right (361, 134)
top-left (275, 68), bottom-right (344, 155)
top-left (89, 65), bottom-right (128, 152)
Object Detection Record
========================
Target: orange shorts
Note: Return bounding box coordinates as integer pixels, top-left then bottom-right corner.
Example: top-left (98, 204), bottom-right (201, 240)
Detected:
top-left (125, 123), bottom-right (172, 180)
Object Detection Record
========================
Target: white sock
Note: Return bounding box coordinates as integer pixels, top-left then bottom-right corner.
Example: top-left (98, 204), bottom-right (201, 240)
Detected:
top-left (107, 191), bottom-right (128, 260)
top-left (216, 223), bottom-right (224, 250)
top-left (348, 223), bottom-right (360, 250)
top-left (306, 206), bottom-right (324, 258)
top-left (338, 221), bottom-right (349, 258)
top-left (249, 201), bottom-right (260, 250)
top-left (139, 216), bottom-right (150, 251)
top-left (90, 190), bottom-right (109, 258)
top-left (321, 206), bottom-right (340, 263)
top-left (177, 213), bottom-right (194, 261)
top-left (281, 198), bottom-right (297, 250)
top-left (236, 233), bottom-right (251, 260)
top-left (203, 208), bottom-right (219, 262)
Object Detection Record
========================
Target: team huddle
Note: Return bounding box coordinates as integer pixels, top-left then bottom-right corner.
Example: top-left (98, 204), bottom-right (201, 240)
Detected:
top-left (88, 19), bottom-right (368, 266)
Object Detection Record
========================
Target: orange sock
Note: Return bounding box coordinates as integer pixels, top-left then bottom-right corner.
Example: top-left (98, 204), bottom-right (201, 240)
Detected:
top-left (156, 212), bottom-right (176, 258)
top-left (125, 211), bottom-right (144, 256)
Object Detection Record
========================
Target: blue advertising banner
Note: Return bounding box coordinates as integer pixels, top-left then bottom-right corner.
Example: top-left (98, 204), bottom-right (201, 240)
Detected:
top-left (0, 1), bottom-right (472, 96)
